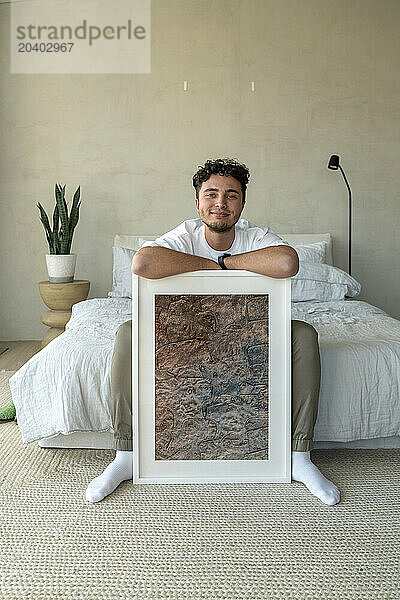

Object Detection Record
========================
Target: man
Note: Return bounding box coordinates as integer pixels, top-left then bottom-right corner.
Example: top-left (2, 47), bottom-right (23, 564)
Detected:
top-left (86, 158), bottom-right (340, 506)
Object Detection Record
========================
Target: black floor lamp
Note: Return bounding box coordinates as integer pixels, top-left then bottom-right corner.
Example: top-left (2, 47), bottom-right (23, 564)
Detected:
top-left (327, 155), bottom-right (353, 276)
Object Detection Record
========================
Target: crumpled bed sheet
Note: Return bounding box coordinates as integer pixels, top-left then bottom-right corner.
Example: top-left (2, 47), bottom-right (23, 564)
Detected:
top-left (9, 297), bottom-right (400, 445)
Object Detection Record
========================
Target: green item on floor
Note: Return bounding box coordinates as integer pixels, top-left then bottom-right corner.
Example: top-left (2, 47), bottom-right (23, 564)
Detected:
top-left (0, 401), bottom-right (16, 422)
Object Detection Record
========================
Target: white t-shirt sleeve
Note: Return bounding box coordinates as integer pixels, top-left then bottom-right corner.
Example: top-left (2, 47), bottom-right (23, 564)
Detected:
top-left (138, 224), bottom-right (190, 254)
top-left (248, 226), bottom-right (290, 251)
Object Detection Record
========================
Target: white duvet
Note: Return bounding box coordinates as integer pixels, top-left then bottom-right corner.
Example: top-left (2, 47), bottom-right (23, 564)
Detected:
top-left (9, 297), bottom-right (400, 445)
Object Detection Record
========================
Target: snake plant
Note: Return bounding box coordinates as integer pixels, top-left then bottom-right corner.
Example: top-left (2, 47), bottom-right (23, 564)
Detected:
top-left (37, 184), bottom-right (81, 254)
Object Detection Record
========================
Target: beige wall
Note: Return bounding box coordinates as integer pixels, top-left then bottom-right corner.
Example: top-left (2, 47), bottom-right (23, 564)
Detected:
top-left (1, 0), bottom-right (399, 340)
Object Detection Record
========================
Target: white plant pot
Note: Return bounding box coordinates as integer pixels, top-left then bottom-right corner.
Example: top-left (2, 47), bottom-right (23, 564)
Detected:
top-left (46, 254), bottom-right (77, 284)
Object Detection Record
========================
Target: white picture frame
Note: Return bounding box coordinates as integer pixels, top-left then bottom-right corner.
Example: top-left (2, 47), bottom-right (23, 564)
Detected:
top-left (132, 270), bottom-right (291, 484)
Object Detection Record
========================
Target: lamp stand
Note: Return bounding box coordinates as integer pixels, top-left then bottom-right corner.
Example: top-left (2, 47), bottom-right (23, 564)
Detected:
top-left (338, 165), bottom-right (352, 277)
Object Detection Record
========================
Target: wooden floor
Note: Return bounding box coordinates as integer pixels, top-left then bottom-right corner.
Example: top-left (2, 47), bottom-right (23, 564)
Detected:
top-left (0, 341), bottom-right (42, 371)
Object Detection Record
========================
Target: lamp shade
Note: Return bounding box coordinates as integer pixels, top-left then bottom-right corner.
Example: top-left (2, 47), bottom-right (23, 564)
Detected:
top-left (328, 155), bottom-right (340, 170)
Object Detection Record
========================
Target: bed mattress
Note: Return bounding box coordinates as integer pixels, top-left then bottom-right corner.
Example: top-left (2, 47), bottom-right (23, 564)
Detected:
top-left (9, 297), bottom-right (400, 446)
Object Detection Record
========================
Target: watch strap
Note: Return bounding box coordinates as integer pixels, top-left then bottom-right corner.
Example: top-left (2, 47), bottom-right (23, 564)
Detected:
top-left (218, 253), bottom-right (231, 270)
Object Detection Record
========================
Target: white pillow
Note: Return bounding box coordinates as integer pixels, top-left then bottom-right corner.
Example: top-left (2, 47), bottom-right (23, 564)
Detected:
top-left (108, 246), bottom-right (135, 298)
top-left (291, 262), bottom-right (361, 302)
top-left (114, 235), bottom-right (157, 251)
top-left (292, 241), bottom-right (327, 264)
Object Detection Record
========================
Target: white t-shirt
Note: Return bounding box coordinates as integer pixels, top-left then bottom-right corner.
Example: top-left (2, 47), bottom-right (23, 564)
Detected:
top-left (139, 218), bottom-right (290, 261)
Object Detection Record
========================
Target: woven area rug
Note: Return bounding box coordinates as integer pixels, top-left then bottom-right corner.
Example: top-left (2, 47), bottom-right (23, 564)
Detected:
top-left (1, 371), bottom-right (399, 599)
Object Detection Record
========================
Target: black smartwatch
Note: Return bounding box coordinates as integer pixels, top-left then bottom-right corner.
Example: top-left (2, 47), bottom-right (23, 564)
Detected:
top-left (218, 253), bottom-right (231, 270)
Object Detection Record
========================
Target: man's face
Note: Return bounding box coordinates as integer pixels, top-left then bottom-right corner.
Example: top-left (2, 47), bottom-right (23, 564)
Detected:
top-left (196, 174), bottom-right (245, 233)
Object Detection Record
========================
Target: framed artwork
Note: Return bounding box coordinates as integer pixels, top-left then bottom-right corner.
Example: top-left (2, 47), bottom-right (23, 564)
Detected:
top-left (132, 270), bottom-right (291, 484)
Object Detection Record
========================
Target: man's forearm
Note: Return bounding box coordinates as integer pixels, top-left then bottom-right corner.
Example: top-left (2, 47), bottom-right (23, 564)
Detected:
top-left (132, 247), bottom-right (220, 279)
top-left (224, 247), bottom-right (299, 278)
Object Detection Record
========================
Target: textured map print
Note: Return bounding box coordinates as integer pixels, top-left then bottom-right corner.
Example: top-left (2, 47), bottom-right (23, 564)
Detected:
top-left (154, 294), bottom-right (269, 461)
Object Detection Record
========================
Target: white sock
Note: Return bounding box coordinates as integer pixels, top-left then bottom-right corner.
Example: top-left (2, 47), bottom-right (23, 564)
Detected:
top-left (291, 450), bottom-right (341, 506)
top-left (86, 450), bottom-right (133, 503)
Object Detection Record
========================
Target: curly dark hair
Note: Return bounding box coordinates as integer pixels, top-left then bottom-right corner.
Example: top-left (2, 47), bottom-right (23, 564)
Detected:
top-left (192, 158), bottom-right (250, 204)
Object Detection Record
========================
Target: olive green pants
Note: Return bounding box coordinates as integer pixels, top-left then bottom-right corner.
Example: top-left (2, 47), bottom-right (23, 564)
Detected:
top-left (110, 319), bottom-right (321, 452)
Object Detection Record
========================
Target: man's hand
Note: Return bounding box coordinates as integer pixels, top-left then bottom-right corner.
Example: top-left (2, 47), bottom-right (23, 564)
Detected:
top-left (224, 246), bottom-right (299, 278)
top-left (132, 246), bottom-right (221, 279)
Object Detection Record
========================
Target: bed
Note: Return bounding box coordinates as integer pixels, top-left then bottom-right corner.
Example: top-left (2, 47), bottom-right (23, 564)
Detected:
top-left (9, 232), bottom-right (400, 450)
